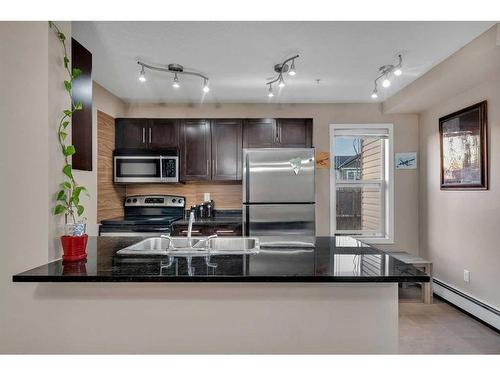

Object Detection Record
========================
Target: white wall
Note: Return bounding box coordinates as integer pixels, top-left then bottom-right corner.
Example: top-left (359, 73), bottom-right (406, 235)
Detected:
top-left (387, 24), bottom-right (500, 309)
top-left (0, 21), bottom-right (51, 346)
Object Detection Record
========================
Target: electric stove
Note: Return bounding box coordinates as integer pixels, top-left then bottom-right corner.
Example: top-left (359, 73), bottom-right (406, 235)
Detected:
top-left (99, 195), bottom-right (185, 237)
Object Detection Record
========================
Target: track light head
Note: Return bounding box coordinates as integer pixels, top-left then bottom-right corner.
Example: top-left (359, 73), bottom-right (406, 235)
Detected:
top-left (172, 73), bottom-right (180, 88)
top-left (371, 89), bottom-right (378, 99)
top-left (288, 60), bottom-right (296, 76)
top-left (138, 66), bottom-right (146, 82)
top-left (202, 79), bottom-right (210, 93)
top-left (394, 68), bottom-right (402, 76)
top-left (268, 85), bottom-right (274, 98)
top-left (382, 78), bottom-right (391, 88)
top-left (278, 75), bottom-right (285, 88)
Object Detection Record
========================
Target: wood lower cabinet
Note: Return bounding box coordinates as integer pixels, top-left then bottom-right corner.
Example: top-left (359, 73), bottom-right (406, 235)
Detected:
top-left (277, 118), bottom-right (312, 148)
top-left (180, 119), bottom-right (211, 181)
top-left (148, 119), bottom-right (179, 149)
top-left (243, 118), bottom-right (277, 148)
top-left (211, 119), bottom-right (242, 180)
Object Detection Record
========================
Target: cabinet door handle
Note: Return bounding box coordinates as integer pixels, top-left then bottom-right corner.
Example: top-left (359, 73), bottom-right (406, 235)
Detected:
top-left (216, 229), bottom-right (234, 234)
top-left (212, 160), bottom-right (215, 173)
top-left (149, 127), bottom-right (152, 143)
top-left (275, 126), bottom-right (279, 144)
top-left (207, 159), bottom-right (210, 174)
top-left (279, 124), bottom-right (282, 143)
top-left (142, 127), bottom-right (146, 143)
top-left (181, 230), bottom-right (200, 234)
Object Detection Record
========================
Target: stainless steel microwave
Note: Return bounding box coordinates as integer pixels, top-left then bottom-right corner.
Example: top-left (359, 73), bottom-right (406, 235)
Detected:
top-left (113, 149), bottom-right (179, 183)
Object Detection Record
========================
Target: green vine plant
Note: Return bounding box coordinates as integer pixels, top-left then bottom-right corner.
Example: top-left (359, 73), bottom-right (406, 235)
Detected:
top-left (49, 21), bottom-right (89, 225)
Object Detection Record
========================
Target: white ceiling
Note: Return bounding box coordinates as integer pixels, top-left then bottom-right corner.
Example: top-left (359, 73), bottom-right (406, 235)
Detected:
top-left (72, 21), bottom-right (495, 103)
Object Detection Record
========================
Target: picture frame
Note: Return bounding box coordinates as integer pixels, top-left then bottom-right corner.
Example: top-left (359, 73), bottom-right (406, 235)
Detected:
top-left (439, 101), bottom-right (488, 190)
top-left (395, 152), bottom-right (417, 169)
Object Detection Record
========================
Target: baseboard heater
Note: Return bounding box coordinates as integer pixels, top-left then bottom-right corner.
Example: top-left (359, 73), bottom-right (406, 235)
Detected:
top-left (433, 278), bottom-right (500, 331)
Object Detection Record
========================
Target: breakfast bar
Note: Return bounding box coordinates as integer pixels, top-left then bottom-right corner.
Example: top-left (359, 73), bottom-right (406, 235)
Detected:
top-left (12, 236), bottom-right (428, 354)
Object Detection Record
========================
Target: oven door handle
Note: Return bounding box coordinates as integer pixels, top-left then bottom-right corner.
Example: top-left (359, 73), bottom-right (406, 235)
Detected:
top-left (133, 227), bottom-right (170, 232)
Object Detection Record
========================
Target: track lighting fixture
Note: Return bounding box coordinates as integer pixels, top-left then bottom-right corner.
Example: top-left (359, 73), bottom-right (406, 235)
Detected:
top-left (138, 66), bottom-right (146, 82)
top-left (265, 55), bottom-right (299, 96)
top-left (371, 54), bottom-right (403, 99)
top-left (172, 73), bottom-right (180, 88)
top-left (137, 61), bottom-right (210, 94)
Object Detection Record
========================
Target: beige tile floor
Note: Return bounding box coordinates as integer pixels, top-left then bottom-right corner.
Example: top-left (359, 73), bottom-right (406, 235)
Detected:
top-left (398, 286), bottom-right (500, 354)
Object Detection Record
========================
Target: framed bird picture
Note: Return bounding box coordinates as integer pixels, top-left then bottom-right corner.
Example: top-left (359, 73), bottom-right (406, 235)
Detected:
top-left (439, 101), bottom-right (488, 190)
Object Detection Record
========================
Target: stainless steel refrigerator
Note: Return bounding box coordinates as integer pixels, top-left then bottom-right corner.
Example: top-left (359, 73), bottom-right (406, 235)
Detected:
top-left (242, 148), bottom-right (316, 247)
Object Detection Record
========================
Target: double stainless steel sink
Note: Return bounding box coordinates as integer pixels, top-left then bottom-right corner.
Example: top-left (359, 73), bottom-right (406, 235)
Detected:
top-left (117, 236), bottom-right (260, 256)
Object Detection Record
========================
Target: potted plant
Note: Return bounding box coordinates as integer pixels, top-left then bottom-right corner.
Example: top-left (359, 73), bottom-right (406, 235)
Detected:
top-left (49, 22), bottom-right (89, 262)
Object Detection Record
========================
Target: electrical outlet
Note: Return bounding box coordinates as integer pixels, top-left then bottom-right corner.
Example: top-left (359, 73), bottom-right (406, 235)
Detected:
top-left (464, 269), bottom-right (470, 283)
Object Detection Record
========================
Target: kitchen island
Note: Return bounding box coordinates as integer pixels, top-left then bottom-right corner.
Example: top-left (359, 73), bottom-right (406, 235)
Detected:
top-left (12, 236), bottom-right (428, 354)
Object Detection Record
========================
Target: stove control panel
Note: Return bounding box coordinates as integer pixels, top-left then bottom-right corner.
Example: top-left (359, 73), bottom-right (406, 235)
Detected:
top-left (124, 195), bottom-right (185, 208)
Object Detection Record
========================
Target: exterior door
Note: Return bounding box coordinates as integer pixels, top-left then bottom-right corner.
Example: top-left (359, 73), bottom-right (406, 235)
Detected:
top-left (211, 119), bottom-right (242, 181)
top-left (243, 119), bottom-right (277, 148)
top-left (180, 119), bottom-right (211, 181)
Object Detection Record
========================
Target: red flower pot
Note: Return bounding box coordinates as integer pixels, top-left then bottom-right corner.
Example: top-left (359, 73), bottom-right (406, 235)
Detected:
top-left (61, 234), bottom-right (88, 262)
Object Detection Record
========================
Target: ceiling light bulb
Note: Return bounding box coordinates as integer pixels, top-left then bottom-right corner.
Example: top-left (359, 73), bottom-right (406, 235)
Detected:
top-left (172, 73), bottom-right (180, 88)
top-left (382, 78), bottom-right (391, 88)
top-left (371, 90), bottom-right (378, 99)
top-left (278, 75), bottom-right (285, 88)
top-left (268, 85), bottom-right (274, 98)
top-left (394, 68), bottom-right (402, 76)
top-left (202, 79), bottom-right (210, 93)
top-left (288, 60), bottom-right (296, 76)
top-left (138, 67), bottom-right (146, 82)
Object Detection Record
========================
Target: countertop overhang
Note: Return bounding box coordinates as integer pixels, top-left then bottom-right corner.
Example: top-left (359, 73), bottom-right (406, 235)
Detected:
top-left (12, 236), bottom-right (430, 283)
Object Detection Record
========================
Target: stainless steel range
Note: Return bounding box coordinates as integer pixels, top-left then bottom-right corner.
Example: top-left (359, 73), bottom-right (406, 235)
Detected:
top-left (99, 195), bottom-right (185, 237)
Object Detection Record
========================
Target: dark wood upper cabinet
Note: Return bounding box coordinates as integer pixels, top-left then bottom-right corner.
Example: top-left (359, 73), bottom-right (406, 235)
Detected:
top-left (71, 38), bottom-right (93, 170)
top-left (180, 119), bottom-right (211, 181)
top-left (115, 118), bottom-right (149, 149)
top-left (114, 117), bottom-right (312, 182)
top-left (243, 119), bottom-right (277, 148)
top-left (148, 119), bottom-right (179, 149)
top-left (277, 118), bottom-right (312, 148)
top-left (211, 119), bottom-right (242, 181)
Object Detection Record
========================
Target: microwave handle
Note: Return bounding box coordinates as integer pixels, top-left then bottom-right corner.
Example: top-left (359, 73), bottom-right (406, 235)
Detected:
top-left (159, 156), bottom-right (163, 181)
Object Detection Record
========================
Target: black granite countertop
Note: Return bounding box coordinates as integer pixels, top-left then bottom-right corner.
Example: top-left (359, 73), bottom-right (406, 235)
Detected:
top-left (172, 210), bottom-right (242, 226)
top-left (12, 236), bottom-right (429, 283)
